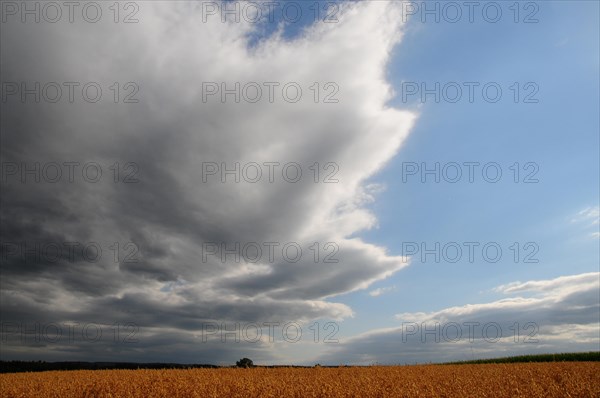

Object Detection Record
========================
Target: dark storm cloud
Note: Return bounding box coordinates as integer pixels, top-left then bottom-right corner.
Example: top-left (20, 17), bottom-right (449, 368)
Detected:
top-left (1, 2), bottom-right (416, 362)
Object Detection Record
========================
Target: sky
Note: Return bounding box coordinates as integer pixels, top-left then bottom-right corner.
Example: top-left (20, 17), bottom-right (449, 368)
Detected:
top-left (0, 1), bottom-right (598, 365)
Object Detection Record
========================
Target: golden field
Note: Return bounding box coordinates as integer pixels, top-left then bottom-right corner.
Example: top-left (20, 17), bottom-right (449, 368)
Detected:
top-left (1, 362), bottom-right (599, 397)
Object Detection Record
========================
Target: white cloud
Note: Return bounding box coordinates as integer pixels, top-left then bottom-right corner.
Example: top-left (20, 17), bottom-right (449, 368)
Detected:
top-left (317, 272), bottom-right (600, 365)
top-left (369, 286), bottom-right (396, 297)
top-left (569, 206), bottom-right (599, 240)
top-left (572, 206), bottom-right (599, 226)
top-left (493, 272), bottom-right (599, 295)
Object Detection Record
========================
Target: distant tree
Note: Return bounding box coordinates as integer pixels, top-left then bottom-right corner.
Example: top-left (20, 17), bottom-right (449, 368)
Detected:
top-left (236, 358), bottom-right (254, 368)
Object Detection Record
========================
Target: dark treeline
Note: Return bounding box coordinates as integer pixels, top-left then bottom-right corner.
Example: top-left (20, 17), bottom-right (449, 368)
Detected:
top-left (0, 361), bottom-right (339, 373)
top-left (442, 352), bottom-right (600, 365)
top-left (3, 352), bottom-right (598, 373)
top-left (0, 361), bottom-right (219, 373)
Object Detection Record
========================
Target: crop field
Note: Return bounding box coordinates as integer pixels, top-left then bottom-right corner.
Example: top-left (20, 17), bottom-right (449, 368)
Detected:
top-left (1, 362), bottom-right (599, 397)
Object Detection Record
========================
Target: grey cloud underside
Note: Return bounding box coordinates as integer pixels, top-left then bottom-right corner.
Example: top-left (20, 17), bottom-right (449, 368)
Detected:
top-left (1, 2), bottom-right (415, 361)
